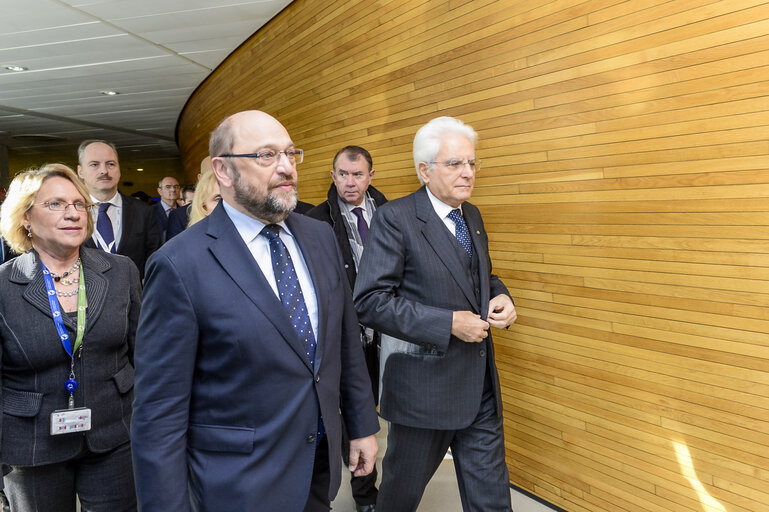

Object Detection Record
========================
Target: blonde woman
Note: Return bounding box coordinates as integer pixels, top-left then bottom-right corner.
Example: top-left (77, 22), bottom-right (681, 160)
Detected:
top-left (187, 169), bottom-right (221, 227)
top-left (0, 164), bottom-right (140, 512)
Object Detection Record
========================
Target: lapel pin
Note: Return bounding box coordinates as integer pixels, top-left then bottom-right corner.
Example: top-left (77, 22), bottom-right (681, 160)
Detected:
top-left (476, 230), bottom-right (480, 235)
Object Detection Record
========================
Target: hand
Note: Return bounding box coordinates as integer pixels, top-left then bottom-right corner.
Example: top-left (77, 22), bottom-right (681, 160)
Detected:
top-left (349, 434), bottom-right (378, 476)
top-left (451, 311), bottom-right (490, 343)
top-left (487, 294), bottom-right (516, 329)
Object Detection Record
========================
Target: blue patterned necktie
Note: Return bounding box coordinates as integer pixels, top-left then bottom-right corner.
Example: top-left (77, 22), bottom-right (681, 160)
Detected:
top-left (351, 207), bottom-right (368, 244)
top-left (261, 224), bottom-right (317, 366)
top-left (448, 209), bottom-right (473, 258)
top-left (97, 202), bottom-right (116, 253)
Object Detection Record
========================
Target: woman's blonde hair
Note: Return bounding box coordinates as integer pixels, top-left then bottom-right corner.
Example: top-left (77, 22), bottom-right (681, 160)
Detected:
top-left (0, 164), bottom-right (95, 254)
top-left (187, 169), bottom-right (219, 227)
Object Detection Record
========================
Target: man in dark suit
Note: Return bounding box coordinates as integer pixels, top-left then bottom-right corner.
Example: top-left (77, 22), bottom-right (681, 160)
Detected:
top-left (354, 116), bottom-right (517, 512)
top-left (77, 139), bottom-right (160, 278)
top-left (153, 175), bottom-right (180, 242)
top-left (307, 145), bottom-right (387, 512)
top-left (131, 110), bottom-right (379, 512)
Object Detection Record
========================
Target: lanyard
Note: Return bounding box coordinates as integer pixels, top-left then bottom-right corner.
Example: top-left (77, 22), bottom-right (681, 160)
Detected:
top-left (41, 260), bottom-right (86, 357)
top-left (41, 260), bottom-right (86, 407)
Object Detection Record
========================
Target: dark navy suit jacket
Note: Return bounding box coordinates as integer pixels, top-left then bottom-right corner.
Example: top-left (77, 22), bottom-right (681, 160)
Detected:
top-left (131, 202), bottom-right (379, 511)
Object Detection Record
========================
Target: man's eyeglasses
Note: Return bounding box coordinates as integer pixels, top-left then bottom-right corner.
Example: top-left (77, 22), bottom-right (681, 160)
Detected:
top-left (219, 149), bottom-right (304, 167)
top-left (34, 201), bottom-right (93, 212)
top-left (428, 159), bottom-right (480, 172)
top-left (162, 184), bottom-right (180, 190)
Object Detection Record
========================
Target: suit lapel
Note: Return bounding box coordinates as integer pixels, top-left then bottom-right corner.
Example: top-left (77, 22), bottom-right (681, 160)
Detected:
top-left (463, 205), bottom-right (490, 318)
top-left (14, 249), bottom-right (109, 333)
top-left (415, 188), bottom-right (478, 308)
top-left (206, 206), bottom-right (313, 372)
top-left (117, 193), bottom-right (133, 253)
top-left (77, 248), bottom-right (110, 332)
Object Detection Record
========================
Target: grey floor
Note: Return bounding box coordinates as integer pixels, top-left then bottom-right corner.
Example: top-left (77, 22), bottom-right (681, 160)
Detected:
top-left (331, 418), bottom-right (555, 512)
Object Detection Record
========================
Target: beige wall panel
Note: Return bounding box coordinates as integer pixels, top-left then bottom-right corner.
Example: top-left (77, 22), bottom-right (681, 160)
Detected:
top-left (178, 0), bottom-right (769, 510)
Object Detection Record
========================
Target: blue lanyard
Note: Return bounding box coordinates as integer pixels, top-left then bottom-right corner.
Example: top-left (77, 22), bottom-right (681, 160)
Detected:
top-left (41, 260), bottom-right (86, 358)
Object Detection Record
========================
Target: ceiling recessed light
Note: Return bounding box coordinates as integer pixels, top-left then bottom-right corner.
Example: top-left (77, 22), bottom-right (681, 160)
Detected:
top-left (4, 65), bottom-right (27, 72)
top-left (101, 90), bottom-right (119, 96)
top-left (136, 168), bottom-right (144, 172)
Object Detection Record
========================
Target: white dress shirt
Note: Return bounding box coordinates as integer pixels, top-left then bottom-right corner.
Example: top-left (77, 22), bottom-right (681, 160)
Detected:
top-left (89, 191), bottom-right (122, 252)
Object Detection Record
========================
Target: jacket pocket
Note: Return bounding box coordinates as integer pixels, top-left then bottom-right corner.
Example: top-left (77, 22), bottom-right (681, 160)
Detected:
top-left (2, 388), bottom-right (43, 417)
top-left (188, 424), bottom-right (255, 453)
top-left (112, 363), bottom-right (135, 394)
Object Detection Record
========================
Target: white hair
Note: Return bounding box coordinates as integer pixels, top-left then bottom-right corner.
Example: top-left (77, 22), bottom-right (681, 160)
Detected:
top-left (412, 116), bottom-right (477, 184)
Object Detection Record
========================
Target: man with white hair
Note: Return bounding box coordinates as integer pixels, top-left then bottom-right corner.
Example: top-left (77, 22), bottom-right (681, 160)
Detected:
top-left (354, 116), bottom-right (517, 511)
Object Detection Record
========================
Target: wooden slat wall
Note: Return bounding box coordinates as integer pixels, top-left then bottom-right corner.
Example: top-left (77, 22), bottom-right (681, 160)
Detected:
top-left (177, 1), bottom-right (769, 511)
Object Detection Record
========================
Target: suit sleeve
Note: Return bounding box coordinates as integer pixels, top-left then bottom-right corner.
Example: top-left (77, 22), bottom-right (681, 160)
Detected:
top-left (332, 233), bottom-right (380, 440)
top-left (353, 204), bottom-right (454, 353)
top-left (131, 251), bottom-right (198, 512)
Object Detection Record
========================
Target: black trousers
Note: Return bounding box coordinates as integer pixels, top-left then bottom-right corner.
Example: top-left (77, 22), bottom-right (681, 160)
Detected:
top-left (303, 437), bottom-right (331, 512)
top-left (4, 441), bottom-right (136, 512)
top-left (376, 383), bottom-right (512, 512)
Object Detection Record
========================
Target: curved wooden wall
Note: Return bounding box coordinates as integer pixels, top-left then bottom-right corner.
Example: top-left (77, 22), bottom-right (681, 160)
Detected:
top-left (178, 1), bottom-right (769, 511)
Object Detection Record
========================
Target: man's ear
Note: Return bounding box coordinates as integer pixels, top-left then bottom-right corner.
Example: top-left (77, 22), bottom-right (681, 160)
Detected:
top-left (76, 165), bottom-right (83, 179)
top-left (211, 158), bottom-right (234, 189)
top-left (417, 162), bottom-right (430, 184)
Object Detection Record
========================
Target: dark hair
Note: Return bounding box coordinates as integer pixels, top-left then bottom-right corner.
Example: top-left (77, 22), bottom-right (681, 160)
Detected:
top-left (332, 145), bottom-right (373, 171)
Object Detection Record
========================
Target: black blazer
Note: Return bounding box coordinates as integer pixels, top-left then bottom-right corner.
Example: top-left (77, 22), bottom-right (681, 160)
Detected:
top-left (0, 248), bottom-right (141, 466)
top-left (306, 184), bottom-right (387, 289)
top-left (153, 202), bottom-right (169, 243)
top-left (354, 186), bottom-right (511, 430)
top-left (165, 204), bottom-right (190, 240)
top-left (83, 192), bottom-right (160, 278)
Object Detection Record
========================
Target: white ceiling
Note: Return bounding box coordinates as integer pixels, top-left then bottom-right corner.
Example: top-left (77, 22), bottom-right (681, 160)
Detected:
top-left (0, 0), bottom-right (292, 177)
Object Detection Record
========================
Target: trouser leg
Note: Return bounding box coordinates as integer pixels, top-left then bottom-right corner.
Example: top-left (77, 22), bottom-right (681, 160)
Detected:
top-left (376, 423), bottom-right (453, 512)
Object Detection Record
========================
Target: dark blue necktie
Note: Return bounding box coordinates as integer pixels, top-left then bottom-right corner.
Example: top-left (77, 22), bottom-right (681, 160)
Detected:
top-left (448, 209), bottom-right (472, 258)
top-left (351, 207), bottom-right (368, 244)
top-left (97, 202), bottom-right (116, 253)
top-left (261, 224), bottom-right (317, 366)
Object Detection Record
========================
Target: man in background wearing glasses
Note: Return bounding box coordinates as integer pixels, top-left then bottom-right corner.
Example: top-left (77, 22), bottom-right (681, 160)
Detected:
top-left (354, 116), bottom-right (517, 511)
top-left (307, 145), bottom-right (388, 512)
top-left (132, 110), bottom-right (379, 512)
top-left (153, 175), bottom-right (181, 243)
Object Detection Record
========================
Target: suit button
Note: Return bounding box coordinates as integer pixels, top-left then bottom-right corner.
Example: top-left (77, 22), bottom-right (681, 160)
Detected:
top-left (479, 349), bottom-right (486, 357)
top-left (344, 264), bottom-right (349, 268)
top-left (315, 374), bottom-right (320, 383)
top-left (306, 434), bottom-right (317, 443)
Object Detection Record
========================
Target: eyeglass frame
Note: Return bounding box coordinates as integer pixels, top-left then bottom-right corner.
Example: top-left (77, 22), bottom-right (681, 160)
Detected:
top-left (33, 201), bottom-right (94, 213)
top-left (427, 159), bottom-right (481, 172)
top-left (218, 148), bottom-right (304, 167)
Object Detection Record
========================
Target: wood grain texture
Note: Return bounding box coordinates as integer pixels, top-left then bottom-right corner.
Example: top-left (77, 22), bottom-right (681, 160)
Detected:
top-left (177, 1), bottom-right (769, 510)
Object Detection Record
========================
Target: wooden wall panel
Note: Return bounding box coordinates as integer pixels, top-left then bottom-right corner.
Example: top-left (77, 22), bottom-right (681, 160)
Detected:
top-left (177, 1), bottom-right (769, 511)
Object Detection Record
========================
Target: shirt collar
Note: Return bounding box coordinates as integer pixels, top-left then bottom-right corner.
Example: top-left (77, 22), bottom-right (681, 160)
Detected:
top-left (90, 191), bottom-right (121, 207)
top-left (222, 200), bottom-right (292, 245)
top-left (425, 186), bottom-right (461, 219)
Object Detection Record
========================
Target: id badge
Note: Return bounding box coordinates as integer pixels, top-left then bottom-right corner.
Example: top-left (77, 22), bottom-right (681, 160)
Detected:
top-left (50, 407), bottom-right (92, 435)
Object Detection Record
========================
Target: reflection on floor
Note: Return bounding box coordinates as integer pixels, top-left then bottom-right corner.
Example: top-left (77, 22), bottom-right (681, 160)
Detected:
top-left (331, 419), bottom-right (555, 512)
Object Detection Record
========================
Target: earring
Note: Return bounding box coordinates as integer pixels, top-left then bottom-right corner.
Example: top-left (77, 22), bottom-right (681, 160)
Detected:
top-left (26, 225), bottom-right (32, 238)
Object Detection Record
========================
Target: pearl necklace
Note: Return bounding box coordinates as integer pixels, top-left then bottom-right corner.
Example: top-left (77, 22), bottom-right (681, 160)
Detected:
top-left (49, 261), bottom-right (80, 283)
top-left (57, 287), bottom-right (80, 297)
